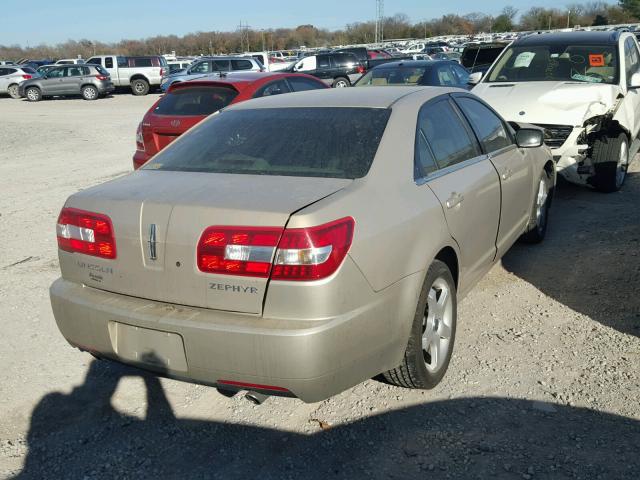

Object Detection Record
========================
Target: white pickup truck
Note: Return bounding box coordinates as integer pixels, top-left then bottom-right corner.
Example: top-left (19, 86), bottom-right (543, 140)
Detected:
top-left (85, 55), bottom-right (168, 95)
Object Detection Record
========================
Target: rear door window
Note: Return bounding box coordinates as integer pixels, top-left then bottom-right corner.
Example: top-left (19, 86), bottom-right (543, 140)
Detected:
top-left (153, 86), bottom-right (238, 116)
top-left (455, 97), bottom-right (513, 153)
top-left (231, 59), bottom-right (254, 70)
top-left (0, 68), bottom-right (7, 76)
top-left (146, 107), bottom-right (391, 179)
top-left (104, 57), bottom-right (113, 68)
top-left (253, 79), bottom-right (291, 97)
top-left (317, 56), bottom-right (331, 69)
top-left (287, 76), bottom-right (325, 91)
top-left (419, 99), bottom-right (481, 169)
top-left (211, 60), bottom-right (230, 71)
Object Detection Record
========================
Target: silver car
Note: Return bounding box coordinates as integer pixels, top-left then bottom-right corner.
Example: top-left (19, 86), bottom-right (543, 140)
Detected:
top-left (161, 56), bottom-right (263, 91)
top-left (0, 65), bottom-right (37, 98)
top-left (18, 64), bottom-right (115, 101)
top-left (50, 87), bottom-right (554, 402)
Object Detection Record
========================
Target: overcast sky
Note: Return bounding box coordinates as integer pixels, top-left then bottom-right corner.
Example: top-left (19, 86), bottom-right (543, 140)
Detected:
top-left (0, 0), bottom-right (617, 46)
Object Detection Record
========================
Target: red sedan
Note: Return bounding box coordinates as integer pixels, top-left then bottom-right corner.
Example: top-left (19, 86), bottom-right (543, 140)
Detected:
top-left (133, 72), bottom-right (328, 169)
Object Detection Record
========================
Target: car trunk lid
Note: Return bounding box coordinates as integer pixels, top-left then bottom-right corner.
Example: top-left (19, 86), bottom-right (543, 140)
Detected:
top-left (60, 171), bottom-right (351, 314)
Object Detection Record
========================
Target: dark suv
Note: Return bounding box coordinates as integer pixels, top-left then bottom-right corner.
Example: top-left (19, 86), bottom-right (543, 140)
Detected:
top-left (290, 53), bottom-right (364, 87)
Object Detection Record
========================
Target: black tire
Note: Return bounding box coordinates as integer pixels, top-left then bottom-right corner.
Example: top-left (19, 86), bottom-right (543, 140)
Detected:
top-left (8, 83), bottom-right (20, 99)
top-left (332, 77), bottom-right (350, 88)
top-left (81, 85), bottom-right (98, 101)
top-left (590, 132), bottom-right (628, 193)
top-left (383, 260), bottom-right (457, 389)
top-left (25, 87), bottom-right (42, 102)
top-left (520, 168), bottom-right (553, 244)
top-left (131, 78), bottom-right (150, 96)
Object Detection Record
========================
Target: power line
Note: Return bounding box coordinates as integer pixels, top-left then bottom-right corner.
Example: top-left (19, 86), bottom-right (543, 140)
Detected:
top-left (237, 21), bottom-right (251, 52)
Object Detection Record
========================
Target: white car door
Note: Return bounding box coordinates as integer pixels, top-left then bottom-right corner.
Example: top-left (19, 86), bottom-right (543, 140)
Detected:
top-left (617, 36), bottom-right (640, 140)
top-left (0, 68), bottom-right (9, 92)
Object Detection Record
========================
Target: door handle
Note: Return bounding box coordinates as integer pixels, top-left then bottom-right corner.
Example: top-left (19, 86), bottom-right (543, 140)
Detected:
top-left (445, 192), bottom-right (464, 209)
top-left (501, 168), bottom-right (513, 180)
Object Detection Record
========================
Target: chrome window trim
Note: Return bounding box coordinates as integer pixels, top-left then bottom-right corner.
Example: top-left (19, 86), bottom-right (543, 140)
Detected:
top-left (415, 153), bottom-right (489, 185)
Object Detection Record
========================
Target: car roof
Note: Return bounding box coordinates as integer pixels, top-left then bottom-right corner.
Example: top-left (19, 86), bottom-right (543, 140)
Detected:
top-left (227, 86), bottom-right (452, 110)
top-left (372, 60), bottom-right (456, 69)
top-left (167, 72), bottom-right (320, 92)
top-left (515, 31), bottom-right (621, 46)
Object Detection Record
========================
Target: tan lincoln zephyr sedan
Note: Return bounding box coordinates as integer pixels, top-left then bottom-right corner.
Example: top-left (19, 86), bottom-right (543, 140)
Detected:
top-left (50, 87), bottom-right (555, 402)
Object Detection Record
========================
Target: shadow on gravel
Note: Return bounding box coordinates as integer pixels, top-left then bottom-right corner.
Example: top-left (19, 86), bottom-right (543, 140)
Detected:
top-left (503, 172), bottom-right (640, 338)
top-left (14, 360), bottom-right (640, 479)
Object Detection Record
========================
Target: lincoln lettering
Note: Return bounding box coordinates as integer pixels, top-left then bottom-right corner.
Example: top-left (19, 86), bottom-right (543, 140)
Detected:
top-left (209, 283), bottom-right (259, 294)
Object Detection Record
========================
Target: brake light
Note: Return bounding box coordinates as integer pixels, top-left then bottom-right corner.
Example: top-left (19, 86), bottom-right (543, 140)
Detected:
top-left (159, 67), bottom-right (164, 76)
top-left (135, 122), bottom-right (145, 152)
top-left (196, 217), bottom-right (354, 281)
top-left (272, 217), bottom-right (354, 281)
top-left (22, 74), bottom-right (32, 79)
top-left (357, 65), bottom-right (365, 74)
top-left (197, 227), bottom-right (282, 277)
top-left (56, 208), bottom-right (116, 259)
top-left (96, 75), bottom-right (108, 81)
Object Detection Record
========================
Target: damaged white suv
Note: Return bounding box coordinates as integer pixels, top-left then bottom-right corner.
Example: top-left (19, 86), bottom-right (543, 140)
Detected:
top-left (472, 31), bottom-right (640, 192)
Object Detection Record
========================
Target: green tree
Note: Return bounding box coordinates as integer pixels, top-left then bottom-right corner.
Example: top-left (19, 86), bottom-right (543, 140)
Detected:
top-left (619, 0), bottom-right (640, 19)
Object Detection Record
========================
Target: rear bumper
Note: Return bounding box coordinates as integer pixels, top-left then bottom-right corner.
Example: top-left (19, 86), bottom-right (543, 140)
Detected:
top-left (50, 275), bottom-right (420, 402)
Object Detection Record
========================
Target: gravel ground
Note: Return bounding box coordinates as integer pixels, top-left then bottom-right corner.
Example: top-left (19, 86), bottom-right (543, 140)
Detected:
top-left (0, 94), bottom-right (639, 479)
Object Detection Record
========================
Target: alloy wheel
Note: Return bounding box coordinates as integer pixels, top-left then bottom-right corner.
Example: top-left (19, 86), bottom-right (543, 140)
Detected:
top-left (421, 277), bottom-right (453, 372)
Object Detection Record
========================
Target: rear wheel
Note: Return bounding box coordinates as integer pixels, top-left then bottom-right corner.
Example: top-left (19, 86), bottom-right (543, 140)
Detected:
top-left (131, 78), bottom-right (149, 96)
top-left (81, 85), bottom-right (98, 100)
top-left (520, 168), bottom-right (552, 244)
top-left (332, 77), bottom-right (350, 88)
top-left (25, 87), bottom-right (42, 102)
top-left (591, 132), bottom-right (628, 193)
top-left (7, 84), bottom-right (20, 99)
top-left (383, 260), bottom-right (457, 389)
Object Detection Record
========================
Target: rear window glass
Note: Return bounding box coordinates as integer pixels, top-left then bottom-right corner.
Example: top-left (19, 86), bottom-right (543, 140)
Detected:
top-left (153, 86), bottom-right (238, 116)
top-left (22, 67), bottom-right (36, 74)
top-left (145, 108), bottom-right (391, 179)
top-left (95, 65), bottom-right (109, 75)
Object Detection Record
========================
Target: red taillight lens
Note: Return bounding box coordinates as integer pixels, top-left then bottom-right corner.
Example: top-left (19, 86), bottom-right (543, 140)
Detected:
top-left (159, 67), bottom-right (164, 76)
top-left (197, 227), bottom-right (282, 277)
top-left (56, 208), bottom-right (116, 259)
top-left (196, 217), bottom-right (355, 281)
top-left (272, 217), bottom-right (354, 281)
top-left (135, 122), bottom-right (145, 152)
top-left (96, 74), bottom-right (108, 81)
top-left (357, 65), bottom-right (365, 74)
top-left (22, 74), bottom-right (32, 79)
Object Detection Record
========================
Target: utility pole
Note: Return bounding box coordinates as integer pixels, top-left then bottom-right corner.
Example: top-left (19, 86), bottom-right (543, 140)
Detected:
top-left (567, 10), bottom-right (571, 29)
top-left (237, 21), bottom-right (251, 52)
top-left (375, 0), bottom-right (384, 43)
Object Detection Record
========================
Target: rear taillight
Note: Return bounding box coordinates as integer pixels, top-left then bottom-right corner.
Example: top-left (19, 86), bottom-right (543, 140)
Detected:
top-left (357, 65), bottom-right (365, 74)
top-left (159, 67), bottom-right (164, 76)
top-left (22, 74), bottom-right (32, 79)
top-left (196, 217), bottom-right (354, 281)
top-left (96, 75), bottom-right (108, 81)
top-left (272, 217), bottom-right (354, 281)
top-left (135, 122), bottom-right (145, 152)
top-left (197, 227), bottom-right (282, 277)
top-left (57, 208), bottom-right (116, 259)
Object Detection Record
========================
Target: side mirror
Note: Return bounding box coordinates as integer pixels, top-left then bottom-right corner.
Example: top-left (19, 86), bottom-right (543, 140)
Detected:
top-left (630, 72), bottom-right (640, 88)
top-left (516, 128), bottom-right (544, 148)
top-left (467, 71), bottom-right (483, 85)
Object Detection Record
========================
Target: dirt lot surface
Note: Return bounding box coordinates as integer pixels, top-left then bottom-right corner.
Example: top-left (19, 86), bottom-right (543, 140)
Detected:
top-left (1, 94), bottom-right (639, 479)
